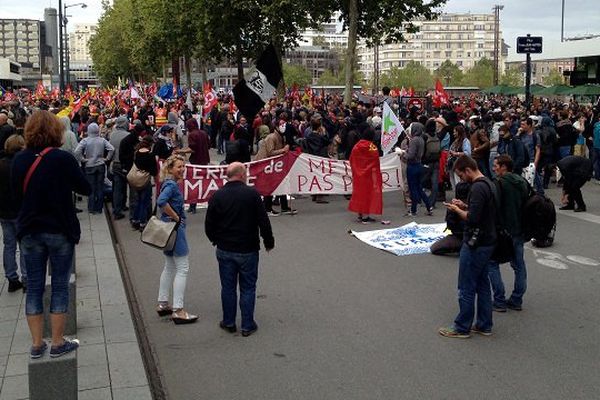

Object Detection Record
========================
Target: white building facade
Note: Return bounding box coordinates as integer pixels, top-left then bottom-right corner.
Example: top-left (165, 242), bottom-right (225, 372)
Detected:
top-left (357, 13), bottom-right (503, 81)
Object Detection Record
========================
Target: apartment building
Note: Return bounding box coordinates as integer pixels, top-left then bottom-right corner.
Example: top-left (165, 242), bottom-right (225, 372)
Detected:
top-left (357, 13), bottom-right (503, 81)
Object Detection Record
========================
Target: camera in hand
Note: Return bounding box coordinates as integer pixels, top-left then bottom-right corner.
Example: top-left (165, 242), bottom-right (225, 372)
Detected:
top-left (467, 228), bottom-right (480, 248)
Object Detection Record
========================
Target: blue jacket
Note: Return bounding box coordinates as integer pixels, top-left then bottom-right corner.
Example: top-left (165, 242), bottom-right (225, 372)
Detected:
top-left (157, 179), bottom-right (188, 257)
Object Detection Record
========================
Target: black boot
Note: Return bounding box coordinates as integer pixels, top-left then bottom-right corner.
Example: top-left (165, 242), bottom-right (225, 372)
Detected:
top-left (8, 279), bottom-right (23, 292)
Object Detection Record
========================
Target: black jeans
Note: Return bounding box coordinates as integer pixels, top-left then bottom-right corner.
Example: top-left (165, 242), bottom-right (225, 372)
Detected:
top-left (264, 195), bottom-right (288, 212)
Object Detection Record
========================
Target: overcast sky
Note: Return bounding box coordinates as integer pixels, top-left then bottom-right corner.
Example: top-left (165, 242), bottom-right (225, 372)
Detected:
top-left (3, 0), bottom-right (599, 52)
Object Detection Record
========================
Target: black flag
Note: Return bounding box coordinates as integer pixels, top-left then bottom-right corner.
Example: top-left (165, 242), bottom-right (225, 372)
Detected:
top-left (233, 44), bottom-right (283, 119)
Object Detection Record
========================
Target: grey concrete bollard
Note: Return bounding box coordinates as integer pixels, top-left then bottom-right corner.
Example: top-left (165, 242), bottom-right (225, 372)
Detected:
top-left (43, 273), bottom-right (77, 337)
top-left (29, 348), bottom-right (78, 400)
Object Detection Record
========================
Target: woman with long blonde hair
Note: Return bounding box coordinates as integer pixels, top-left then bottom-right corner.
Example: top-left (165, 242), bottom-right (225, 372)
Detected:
top-left (155, 155), bottom-right (197, 324)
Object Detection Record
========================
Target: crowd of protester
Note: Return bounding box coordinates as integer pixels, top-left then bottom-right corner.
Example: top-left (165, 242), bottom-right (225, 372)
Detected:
top-left (0, 84), bottom-right (598, 344)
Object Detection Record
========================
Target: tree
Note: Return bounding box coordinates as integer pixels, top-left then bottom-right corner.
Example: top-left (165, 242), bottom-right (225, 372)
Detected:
top-left (462, 57), bottom-right (494, 88)
top-left (434, 60), bottom-right (463, 86)
top-left (500, 67), bottom-right (523, 87)
top-left (89, 0), bottom-right (139, 85)
top-left (379, 62), bottom-right (432, 91)
top-left (198, 0), bottom-right (333, 81)
top-left (544, 68), bottom-right (565, 86)
top-left (331, 0), bottom-right (448, 104)
top-left (283, 64), bottom-right (313, 87)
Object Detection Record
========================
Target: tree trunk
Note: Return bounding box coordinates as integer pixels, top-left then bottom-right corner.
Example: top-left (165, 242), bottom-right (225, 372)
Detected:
top-left (201, 59), bottom-right (208, 84)
top-left (162, 58), bottom-right (167, 83)
top-left (171, 56), bottom-right (181, 90)
top-left (344, 0), bottom-right (358, 105)
top-left (184, 54), bottom-right (192, 91)
top-left (236, 41), bottom-right (244, 82)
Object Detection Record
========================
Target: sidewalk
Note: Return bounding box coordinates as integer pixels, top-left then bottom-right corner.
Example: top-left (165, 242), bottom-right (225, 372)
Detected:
top-left (0, 212), bottom-right (151, 400)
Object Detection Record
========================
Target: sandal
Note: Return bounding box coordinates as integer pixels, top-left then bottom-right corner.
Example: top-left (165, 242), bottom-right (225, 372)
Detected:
top-left (156, 303), bottom-right (173, 317)
top-left (172, 309), bottom-right (198, 325)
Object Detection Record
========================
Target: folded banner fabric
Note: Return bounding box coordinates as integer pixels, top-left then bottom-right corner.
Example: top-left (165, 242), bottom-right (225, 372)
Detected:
top-left (157, 153), bottom-right (405, 204)
top-left (233, 44), bottom-right (283, 119)
top-left (351, 222), bottom-right (448, 256)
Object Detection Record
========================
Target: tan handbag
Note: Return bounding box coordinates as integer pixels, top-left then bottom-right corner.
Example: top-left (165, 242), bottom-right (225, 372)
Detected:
top-left (127, 163), bottom-right (150, 190)
top-left (140, 216), bottom-right (179, 251)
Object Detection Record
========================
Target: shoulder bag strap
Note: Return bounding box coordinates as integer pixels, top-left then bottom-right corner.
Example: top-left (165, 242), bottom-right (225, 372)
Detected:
top-left (23, 147), bottom-right (54, 194)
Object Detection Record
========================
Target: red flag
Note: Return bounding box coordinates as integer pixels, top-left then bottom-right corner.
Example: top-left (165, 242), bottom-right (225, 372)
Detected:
top-left (202, 82), bottom-right (218, 119)
top-left (408, 87), bottom-right (415, 97)
top-left (433, 79), bottom-right (450, 108)
top-left (35, 81), bottom-right (46, 99)
top-left (290, 83), bottom-right (300, 101)
top-left (390, 87), bottom-right (400, 97)
top-left (50, 87), bottom-right (60, 100)
top-left (173, 76), bottom-right (178, 97)
top-left (348, 139), bottom-right (383, 216)
top-left (70, 93), bottom-right (89, 118)
top-left (399, 87), bottom-right (407, 97)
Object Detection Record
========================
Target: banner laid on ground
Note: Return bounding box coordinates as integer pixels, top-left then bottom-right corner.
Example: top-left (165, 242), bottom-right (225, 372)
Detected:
top-left (351, 222), bottom-right (448, 256)
top-left (169, 152), bottom-right (404, 204)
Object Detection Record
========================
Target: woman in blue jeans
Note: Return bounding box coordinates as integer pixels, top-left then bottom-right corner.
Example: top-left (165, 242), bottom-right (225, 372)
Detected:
top-left (11, 110), bottom-right (91, 358)
top-left (404, 122), bottom-right (433, 216)
top-left (131, 136), bottom-right (158, 230)
top-left (0, 134), bottom-right (27, 291)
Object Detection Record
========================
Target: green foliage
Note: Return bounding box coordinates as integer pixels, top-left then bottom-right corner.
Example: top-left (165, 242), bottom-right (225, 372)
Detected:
top-left (379, 61), bottom-right (432, 91)
top-left (500, 67), bottom-right (523, 87)
top-left (283, 64), bottom-right (313, 87)
top-left (317, 66), bottom-right (364, 86)
top-left (462, 57), bottom-right (494, 88)
top-left (434, 60), bottom-right (463, 86)
top-left (544, 68), bottom-right (565, 86)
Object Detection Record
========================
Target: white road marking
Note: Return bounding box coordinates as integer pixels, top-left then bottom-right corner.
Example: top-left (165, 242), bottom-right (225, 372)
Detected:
top-left (556, 208), bottom-right (600, 225)
top-left (566, 255), bottom-right (600, 266)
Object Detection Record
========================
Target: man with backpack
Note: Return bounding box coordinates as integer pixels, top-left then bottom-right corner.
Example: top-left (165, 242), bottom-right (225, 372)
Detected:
top-left (536, 117), bottom-right (558, 189)
top-left (488, 155), bottom-right (530, 312)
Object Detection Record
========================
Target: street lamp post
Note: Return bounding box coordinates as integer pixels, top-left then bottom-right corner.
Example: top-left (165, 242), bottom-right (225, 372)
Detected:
top-left (492, 4), bottom-right (504, 86)
top-left (62, 2), bottom-right (87, 89)
top-left (58, 0), bottom-right (64, 91)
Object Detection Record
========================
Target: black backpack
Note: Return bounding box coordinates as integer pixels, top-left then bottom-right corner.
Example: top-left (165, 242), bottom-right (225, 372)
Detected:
top-left (522, 184), bottom-right (556, 246)
top-left (422, 133), bottom-right (441, 163)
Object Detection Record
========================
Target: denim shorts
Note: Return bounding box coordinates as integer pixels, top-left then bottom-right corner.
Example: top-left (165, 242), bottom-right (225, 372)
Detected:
top-left (20, 233), bottom-right (74, 315)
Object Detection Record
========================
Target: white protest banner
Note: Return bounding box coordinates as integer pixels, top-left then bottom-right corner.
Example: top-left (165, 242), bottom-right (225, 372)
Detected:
top-left (283, 152), bottom-right (404, 195)
top-left (351, 222), bottom-right (448, 256)
top-left (381, 102), bottom-right (404, 154)
top-left (162, 152), bottom-right (404, 203)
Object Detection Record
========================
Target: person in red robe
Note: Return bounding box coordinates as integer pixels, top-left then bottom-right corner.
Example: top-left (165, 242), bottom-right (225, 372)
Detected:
top-left (348, 127), bottom-right (383, 223)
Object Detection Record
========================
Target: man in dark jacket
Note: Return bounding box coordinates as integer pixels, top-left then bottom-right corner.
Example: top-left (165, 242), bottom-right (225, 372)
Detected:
top-left (440, 155), bottom-right (496, 338)
top-left (489, 155), bottom-right (530, 312)
top-left (558, 155), bottom-right (593, 212)
top-left (0, 134), bottom-right (26, 291)
top-left (119, 122), bottom-right (144, 222)
top-left (205, 162), bottom-right (274, 337)
top-left (187, 118), bottom-right (211, 214)
top-left (498, 125), bottom-right (527, 175)
top-left (110, 116), bottom-right (131, 219)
